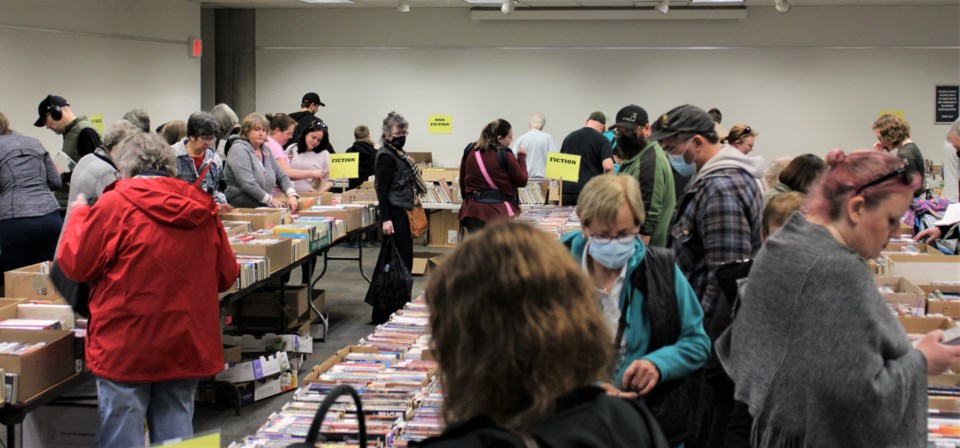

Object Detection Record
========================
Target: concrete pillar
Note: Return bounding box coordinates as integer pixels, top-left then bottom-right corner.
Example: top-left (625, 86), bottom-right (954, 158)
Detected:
top-left (214, 9), bottom-right (256, 118)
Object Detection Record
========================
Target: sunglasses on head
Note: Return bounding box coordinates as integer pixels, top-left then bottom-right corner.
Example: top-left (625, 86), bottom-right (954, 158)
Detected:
top-left (306, 121), bottom-right (328, 132)
top-left (854, 164), bottom-right (910, 195)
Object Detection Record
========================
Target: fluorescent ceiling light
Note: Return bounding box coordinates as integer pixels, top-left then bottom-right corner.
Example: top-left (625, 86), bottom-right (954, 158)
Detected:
top-left (689, 0), bottom-right (743, 4)
top-left (464, 0), bottom-right (507, 4)
top-left (299, 0), bottom-right (355, 3)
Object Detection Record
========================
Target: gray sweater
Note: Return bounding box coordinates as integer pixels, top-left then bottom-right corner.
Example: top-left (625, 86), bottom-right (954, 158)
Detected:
top-left (224, 139), bottom-right (295, 208)
top-left (0, 134), bottom-right (62, 220)
top-left (61, 148), bottom-right (118, 232)
top-left (716, 212), bottom-right (927, 448)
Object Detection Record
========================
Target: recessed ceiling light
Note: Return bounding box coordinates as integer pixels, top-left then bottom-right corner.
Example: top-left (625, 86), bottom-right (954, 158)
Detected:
top-left (299, 0), bottom-right (355, 3)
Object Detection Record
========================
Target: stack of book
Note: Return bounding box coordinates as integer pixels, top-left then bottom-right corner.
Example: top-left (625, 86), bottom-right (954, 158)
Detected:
top-left (420, 182), bottom-right (455, 204)
top-left (0, 319), bottom-right (61, 331)
top-left (517, 184), bottom-right (546, 205)
top-left (235, 255), bottom-right (270, 289)
top-left (517, 206), bottom-right (581, 239)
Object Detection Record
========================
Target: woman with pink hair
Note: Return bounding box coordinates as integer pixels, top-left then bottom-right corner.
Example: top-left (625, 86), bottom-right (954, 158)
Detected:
top-left (716, 149), bottom-right (960, 448)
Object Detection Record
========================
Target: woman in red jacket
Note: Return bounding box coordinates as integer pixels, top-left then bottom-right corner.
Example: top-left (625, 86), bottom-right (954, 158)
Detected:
top-left (57, 133), bottom-right (239, 448)
top-left (458, 119), bottom-right (528, 233)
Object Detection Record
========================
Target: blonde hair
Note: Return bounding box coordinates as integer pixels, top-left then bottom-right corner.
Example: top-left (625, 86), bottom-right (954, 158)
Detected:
top-left (0, 112), bottom-right (11, 135)
top-left (725, 124), bottom-right (758, 144)
top-left (425, 222), bottom-right (613, 432)
top-left (576, 174), bottom-right (645, 228)
top-left (238, 113), bottom-right (269, 143)
top-left (762, 192), bottom-right (804, 240)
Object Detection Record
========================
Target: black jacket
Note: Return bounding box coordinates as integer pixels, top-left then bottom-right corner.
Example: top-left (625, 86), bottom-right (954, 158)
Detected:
top-left (412, 386), bottom-right (669, 448)
top-left (346, 140), bottom-right (377, 190)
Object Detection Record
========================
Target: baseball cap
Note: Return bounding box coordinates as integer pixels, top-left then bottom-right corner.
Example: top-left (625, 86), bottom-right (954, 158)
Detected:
top-left (611, 105), bottom-right (649, 130)
top-left (301, 92), bottom-right (325, 108)
top-left (34, 95), bottom-right (69, 127)
top-left (587, 111), bottom-right (606, 125)
top-left (649, 104), bottom-right (716, 142)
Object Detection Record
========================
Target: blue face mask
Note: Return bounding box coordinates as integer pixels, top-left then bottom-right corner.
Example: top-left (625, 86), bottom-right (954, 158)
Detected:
top-left (668, 152), bottom-right (695, 178)
top-left (613, 162), bottom-right (621, 174)
top-left (588, 238), bottom-right (636, 269)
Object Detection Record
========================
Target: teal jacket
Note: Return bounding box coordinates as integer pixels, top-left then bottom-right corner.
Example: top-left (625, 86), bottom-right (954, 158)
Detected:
top-left (562, 231), bottom-right (709, 387)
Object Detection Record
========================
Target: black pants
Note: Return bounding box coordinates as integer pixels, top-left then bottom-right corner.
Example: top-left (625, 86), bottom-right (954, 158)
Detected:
top-left (461, 217), bottom-right (486, 234)
top-left (371, 209), bottom-right (412, 324)
top-left (0, 211), bottom-right (62, 285)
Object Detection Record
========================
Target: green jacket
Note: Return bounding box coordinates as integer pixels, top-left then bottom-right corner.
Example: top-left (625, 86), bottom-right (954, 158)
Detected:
top-left (618, 141), bottom-right (676, 247)
top-left (62, 115), bottom-right (96, 163)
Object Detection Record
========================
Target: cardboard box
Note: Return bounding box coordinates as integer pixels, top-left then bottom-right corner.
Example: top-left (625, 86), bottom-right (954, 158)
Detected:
top-left (197, 376), bottom-right (283, 407)
top-left (421, 168), bottom-right (459, 183)
top-left (4, 263), bottom-right (63, 301)
top-left (221, 220), bottom-right (253, 237)
top-left (0, 330), bottom-right (76, 402)
top-left (223, 344), bottom-right (242, 364)
top-left (0, 298), bottom-right (27, 320)
top-left (885, 253), bottom-right (960, 285)
top-left (303, 345), bottom-right (384, 386)
top-left (898, 316), bottom-right (954, 334)
top-left (222, 332), bottom-right (313, 354)
top-left (922, 284), bottom-right (960, 318)
top-left (875, 276), bottom-right (926, 311)
top-left (339, 189), bottom-right (379, 204)
top-left (309, 289), bottom-right (326, 321)
top-left (23, 403), bottom-right (98, 448)
top-left (428, 210), bottom-right (461, 248)
top-left (884, 241), bottom-right (926, 254)
top-left (216, 351), bottom-right (287, 383)
top-left (301, 206), bottom-right (364, 232)
top-left (231, 234), bottom-right (294, 274)
top-left (237, 286), bottom-right (310, 329)
top-left (411, 252), bottom-right (447, 277)
top-left (408, 152), bottom-right (433, 165)
top-left (275, 191), bottom-right (334, 208)
top-left (219, 208), bottom-right (284, 230)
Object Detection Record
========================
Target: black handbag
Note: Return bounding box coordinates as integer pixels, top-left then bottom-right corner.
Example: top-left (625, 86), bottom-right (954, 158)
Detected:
top-left (49, 261), bottom-right (90, 318)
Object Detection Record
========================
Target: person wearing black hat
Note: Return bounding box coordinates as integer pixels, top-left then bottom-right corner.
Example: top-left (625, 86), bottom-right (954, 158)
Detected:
top-left (559, 111), bottom-right (614, 205)
top-left (651, 104), bottom-right (763, 448)
top-left (289, 92), bottom-right (334, 152)
top-left (611, 105), bottom-right (675, 248)
top-left (34, 94), bottom-right (102, 164)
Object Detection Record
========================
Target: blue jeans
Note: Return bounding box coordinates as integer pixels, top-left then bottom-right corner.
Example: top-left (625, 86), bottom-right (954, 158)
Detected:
top-left (97, 377), bottom-right (199, 448)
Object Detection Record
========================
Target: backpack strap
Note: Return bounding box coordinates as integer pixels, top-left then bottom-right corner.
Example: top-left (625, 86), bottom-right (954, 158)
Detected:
top-left (474, 149), bottom-right (515, 217)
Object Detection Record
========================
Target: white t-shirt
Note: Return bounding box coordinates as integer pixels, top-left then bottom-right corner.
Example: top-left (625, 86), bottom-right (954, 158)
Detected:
top-left (511, 128), bottom-right (557, 178)
top-left (581, 241), bottom-right (628, 359)
top-left (290, 150), bottom-right (330, 193)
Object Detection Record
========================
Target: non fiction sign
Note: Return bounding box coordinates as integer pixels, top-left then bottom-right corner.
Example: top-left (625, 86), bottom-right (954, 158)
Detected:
top-left (329, 153), bottom-right (359, 179)
top-left (428, 115), bottom-right (452, 134)
top-left (89, 114), bottom-right (104, 135)
top-left (936, 85), bottom-right (959, 124)
top-left (545, 153), bottom-right (580, 182)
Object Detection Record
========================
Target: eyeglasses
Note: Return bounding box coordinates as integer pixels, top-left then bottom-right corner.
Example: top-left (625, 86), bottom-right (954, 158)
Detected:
top-left (391, 131), bottom-right (409, 138)
top-left (588, 230), bottom-right (639, 244)
top-left (854, 165), bottom-right (910, 195)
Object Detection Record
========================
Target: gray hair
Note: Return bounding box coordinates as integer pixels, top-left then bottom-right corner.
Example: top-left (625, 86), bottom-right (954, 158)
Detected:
top-left (764, 157), bottom-right (794, 188)
top-left (950, 119), bottom-right (960, 139)
top-left (529, 113), bottom-right (545, 130)
top-left (187, 112), bottom-right (221, 139)
top-left (211, 103), bottom-right (239, 139)
top-left (103, 120), bottom-right (143, 151)
top-left (116, 132), bottom-right (177, 178)
top-left (122, 109), bottom-right (151, 133)
top-left (380, 111), bottom-right (409, 145)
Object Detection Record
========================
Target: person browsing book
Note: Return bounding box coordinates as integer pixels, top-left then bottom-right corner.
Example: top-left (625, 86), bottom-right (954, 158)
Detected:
top-left (415, 221), bottom-right (670, 448)
top-left (561, 174), bottom-right (709, 447)
top-left (458, 119), bottom-right (528, 233)
top-left (717, 149), bottom-right (960, 448)
top-left (224, 113), bottom-right (300, 212)
top-left (289, 119), bottom-right (334, 193)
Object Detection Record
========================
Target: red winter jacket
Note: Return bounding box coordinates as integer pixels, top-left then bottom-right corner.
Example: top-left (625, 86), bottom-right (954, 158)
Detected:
top-left (57, 176), bottom-right (239, 383)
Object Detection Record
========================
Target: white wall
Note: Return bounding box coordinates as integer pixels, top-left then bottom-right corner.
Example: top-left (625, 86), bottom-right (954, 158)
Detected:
top-left (0, 0), bottom-right (202, 166)
top-left (255, 5), bottom-right (960, 168)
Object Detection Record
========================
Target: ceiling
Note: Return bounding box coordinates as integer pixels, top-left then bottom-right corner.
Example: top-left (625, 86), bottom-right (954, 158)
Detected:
top-left (194, 0), bottom-right (960, 8)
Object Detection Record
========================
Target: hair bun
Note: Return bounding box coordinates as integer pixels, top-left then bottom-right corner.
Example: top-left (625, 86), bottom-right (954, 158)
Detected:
top-left (826, 149), bottom-right (846, 167)
top-left (265, 113), bottom-right (276, 121)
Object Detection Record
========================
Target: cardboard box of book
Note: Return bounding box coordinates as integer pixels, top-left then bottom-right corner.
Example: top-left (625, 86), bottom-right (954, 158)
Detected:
top-left (875, 276), bottom-right (926, 312)
top-left (230, 234), bottom-right (294, 274)
top-left (428, 211), bottom-right (461, 248)
top-left (885, 252), bottom-right (960, 286)
top-left (3, 262), bottom-right (64, 301)
top-left (221, 220), bottom-right (253, 237)
top-left (923, 284), bottom-right (960, 318)
top-left (898, 316), bottom-right (954, 335)
top-left (0, 329), bottom-right (76, 402)
top-left (301, 206), bottom-right (364, 232)
top-left (303, 345), bottom-right (383, 386)
top-left (420, 168), bottom-right (459, 183)
top-left (219, 208), bottom-right (284, 230)
top-left (883, 241), bottom-right (926, 254)
top-left (0, 298), bottom-right (27, 321)
top-left (236, 285), bottom-right (310, 330)
top-left (216, 351), bottom-right (287, 383)
top-left (339, 189), bottom-right (379, 204)
top-left (223, 345), bottom-right (242, 364)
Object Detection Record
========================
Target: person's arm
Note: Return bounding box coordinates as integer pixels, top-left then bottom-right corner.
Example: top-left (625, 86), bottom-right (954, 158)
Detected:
top-left (277, 157), bottom-right (325, 181)
top-left (226, 145), bottom-right (273, 205)
top-left (76, 128), bottom-right (101, 159)
top-left (459, 147), bottom-right (469, 193)
top-left (504, 150), bottom-right (528, 188)
top-left (55, 194), bottom-right (120, 282)
top-left (375, 153), bottom-right (396, 223)
top-left (600, 139), bottom-right (615, 172)
top-left (92, 168), bottom-right (120, 198)
top-left (636, 148), bottom-right (662, 241)
top-left (43, 150), bottom-right (62, 191)
top-left (215, 218), bottom-right (240, 292)
top-left (638, 265), bottom-right (710, 383)
top-left (699, 182), bottom-right (756, 268)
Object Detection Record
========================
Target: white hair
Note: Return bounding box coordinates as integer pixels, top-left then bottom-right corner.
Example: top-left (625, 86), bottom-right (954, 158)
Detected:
top-left (529, 113), bottom-right (545, 130)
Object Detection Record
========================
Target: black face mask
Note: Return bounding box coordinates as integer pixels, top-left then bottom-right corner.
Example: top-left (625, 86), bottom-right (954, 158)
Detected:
top-left (391, 136), bottom-right (407, 150)
top-left (616, 131), bottom-right (646, 158)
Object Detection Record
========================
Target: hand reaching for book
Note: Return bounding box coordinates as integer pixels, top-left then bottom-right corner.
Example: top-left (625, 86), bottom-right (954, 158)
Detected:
top-left (917, 330), bottom-right (960, 375)
top-left (622, 359), bottom-right (660, 396)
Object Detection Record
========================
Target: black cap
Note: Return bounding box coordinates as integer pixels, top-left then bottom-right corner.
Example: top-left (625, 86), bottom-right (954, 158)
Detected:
top-left (587, 111), bottom-right (606, 125)
top-left (612, 105), bottom-right (649, 130)
top-left (649, 104), bottom-right (716, 142)
top-left (301, 92), bottom-right (325, 108)
top-left (34, 95), bottom-right (69, 127)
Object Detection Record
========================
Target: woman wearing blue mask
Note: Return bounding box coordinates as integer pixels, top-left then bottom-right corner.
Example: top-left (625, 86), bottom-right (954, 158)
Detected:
top-left (561, 174), bottom-right (710, 448)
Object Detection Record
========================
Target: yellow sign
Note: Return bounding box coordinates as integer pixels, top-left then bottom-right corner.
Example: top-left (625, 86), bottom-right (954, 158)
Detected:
top-left (158, 432), bottom-right (219, 447)
top-left (428, 115), bottom-right (452, 134)
top-left (545, 152), bottom-right (580, 182)
top-left (329, 153), bottom-right (359, 179)
top-left (880, 110), bottom-right (905, 119)
top-left (89, 114), bottom-right (104, 135)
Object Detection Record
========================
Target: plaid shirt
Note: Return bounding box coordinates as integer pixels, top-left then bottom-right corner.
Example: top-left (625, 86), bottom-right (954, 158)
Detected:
top-left (670, 167), bottom-right (762, 320)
